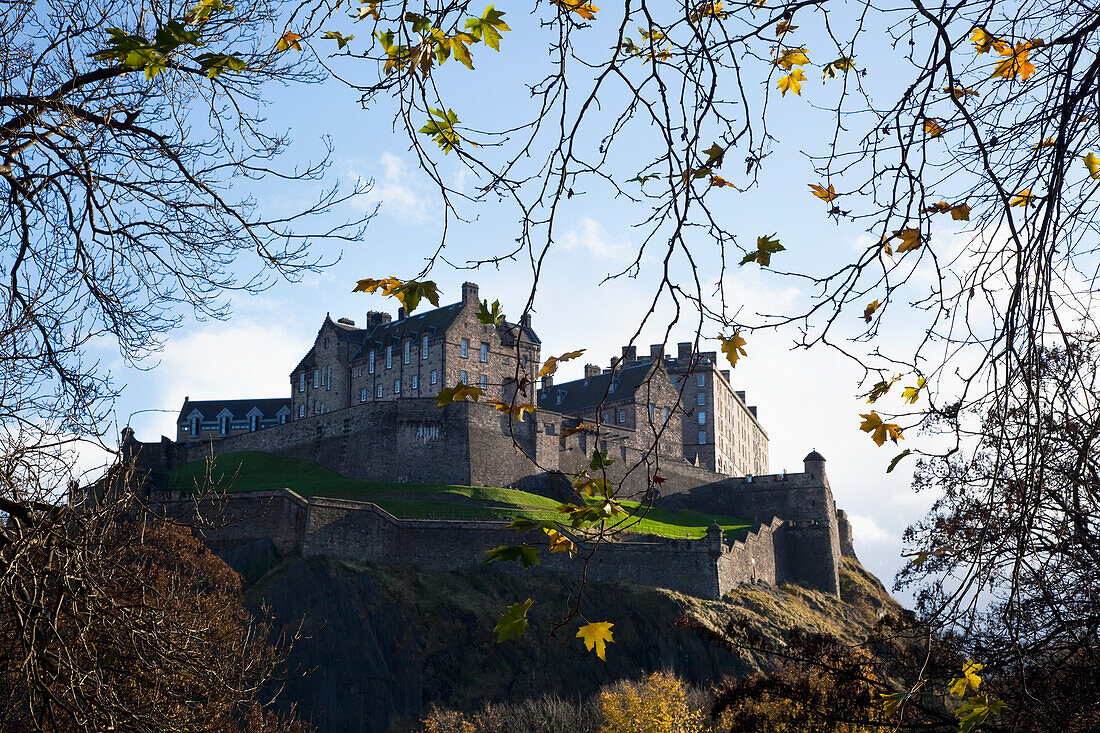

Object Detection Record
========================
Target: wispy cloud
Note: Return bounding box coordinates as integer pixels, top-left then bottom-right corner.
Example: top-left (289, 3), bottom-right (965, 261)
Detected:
top-left (559, 218), bottom-right (635, 261)
top-left (348, 152), bottom-right (429, 223)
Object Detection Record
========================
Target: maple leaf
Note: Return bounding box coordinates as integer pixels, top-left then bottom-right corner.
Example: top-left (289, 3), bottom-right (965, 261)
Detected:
top-left (774, 47), bottom-right (810, 69)
top-left (739, 233), bottom-right (785, 267)
top-left (822, 56), bottom-right (854, 80)
top-left (652, 474), bottom-right (667, 484)
top-left (545, 527), bottom-right (577, 556)
top-left (493, 598), bottom-right (533, 642)
top-left (577, 621), bottom-right (614, 660)
top-left (970, 27), bottom-right (1008, 55)
top-left (436, 382), bottom-right (486, 406)
top-left (561, 422), bottom-right (590, 438)
top-left (276, 31), bottom-right (302, 51)
top-left (944, 85), bottom-right (980, 99)
top-left (956, 694), bottom-right (1006, 733)
top-left (720, 331), bottom-right (747, 368)
top-left (1010, 188), bottom-right (1035, 207)
top-left (465, 5), bottom-right (510, 50)
top-left (880, 692), bottom-right (907, 717)
top-left (483, 544), bottom-right (540, 568)
top-left (554, 0), bottom-right (599, 20)
top-left (537, 349), bottom-right (585, 380)
top-left (419, 108), bottom-right (461, 153)
top-left (1083, 152), bottom-right (1100, 180)
top-left (703, 142), bottom-right (726, 167)
top-left (859, 411), bottom-right (904, 446)
top-left (777, 68), bottom-right (806, 96)
top-left (950, 203), bottom-right (971, 221)
top-left (863, 300), bottom-right (881, 324)
top-left (992, 41), bottom-right (1038, 81)
top-left (950, 661), bottom-right (984, 698)
top-left (709, 175), bottom-right (739, 189)
top-left (322, 30), bottom-right (354, 49)
top-left (864, 374), bottom-right (900, 403)
top-left (809, 183), bottom-right (838, 201)
top-left (477, 298), bottom-right (506, 326)
top-left (353, 275), bottom-right (404, 296)
top-left (894, 228), bottom-right (922, 253)
top-left (775, 20), bottom-right (797, 35)
top-left (488, 399), bottom-right (537, 422)
top-left (1032, 137), bottom-right (1056, 149)
top-left (924, 118), bottom-right (946, 138)
top-left (902, 377), bottom-right (926, 404)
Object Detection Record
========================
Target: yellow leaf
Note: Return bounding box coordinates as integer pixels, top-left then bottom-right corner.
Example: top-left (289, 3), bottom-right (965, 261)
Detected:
top-left (554, 0), bottom-right (599, 20)
top-left (992, 41), bottom-right (1038, 81)
top-left (894, 228), bottom-right (922, 253)
top-left (1084, 152), bottom-right (1100, 180)
top-left (949, 660), bottom-right (984, 698)
top-left (352, 275), bottom-right (404, 296)
top-left (864, 374), bottom-right (900, 403)
top-left (1032, 137), bottom-right (1056, 149)
top-left (924, 118), bottom-right (946, 138)
top-left (436, 382), bottom-right (487, 406)
top-left (808, 183), bottom-right (838, 201)
top-left (1010, 188), bottom-right (1035, 207)
top-left (277, 31), bottom-right (303, 51)
top-left (775, 20), bottom-right (797, 35)
top-left (863, 300), bottom-right (880, 323)
top-left (970, 27), bottom-right (1008, 55)
top-left (944, 85), bottom-right (980, 99)
top-left (776, 68), bottom-right (805, 96)
top-left (950, 203), bottom-right (971, 221)
top-left (719, 331), bottom-right (747, 368)
top-left (576, 621), bottom-right (614, 660)
top-left (774, 47), bottom-right (810, 69)
top-left (487, 398), bottom-right (537, 422)
top-left (709, 174), bottom-right (739, 189)
top-left (536, 349), bottom-right (586, 379)
top-left (859, 411), bottom-right (904, 446)
top-left (902, 377), bottom-right (926, 404)
top-left (545, 528), bottom-right (576, 555)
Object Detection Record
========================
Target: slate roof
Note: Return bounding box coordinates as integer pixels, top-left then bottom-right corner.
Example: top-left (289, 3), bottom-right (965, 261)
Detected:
top-left (352, 302), bottom-right (464, 360)
top-left (177, 398), bottom-right (291, 423)
top-left (537, 361), bottom-right (658, 414)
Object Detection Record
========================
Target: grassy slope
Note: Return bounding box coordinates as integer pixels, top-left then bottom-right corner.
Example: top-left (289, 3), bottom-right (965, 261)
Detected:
top-left (169, 451), bottom-right (750, 539)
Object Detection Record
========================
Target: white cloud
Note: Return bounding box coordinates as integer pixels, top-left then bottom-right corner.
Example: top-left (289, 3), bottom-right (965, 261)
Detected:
top-left (846, 513), bottom-right (894, 546)
top-left (348, 152), bottom-right (429, 223)
top-left (559, 218), bottom-right (635, 261)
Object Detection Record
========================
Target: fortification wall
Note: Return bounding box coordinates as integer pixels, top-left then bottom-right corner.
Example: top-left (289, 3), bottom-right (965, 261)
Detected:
top-left (154, 489), bottom-right (309, 555)
top-left (716, 518), bottom-right (784, 595)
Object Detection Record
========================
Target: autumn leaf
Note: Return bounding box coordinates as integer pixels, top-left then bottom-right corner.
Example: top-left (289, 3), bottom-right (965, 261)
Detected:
top-left (276, 31), bottom-right (302, 51)
top-left (537, 349), bottom-right (586, 380)
top-left (776, 69), bottom-right (806, 96)
top-left (703, 142), bottom-right (726, 167)
top-left (970, 27), bottom-right (1008, 55)
top-left (709, 175), bottom-right (739, 189)
top-left (577, 621), bottom-right (614, 660)
top-left (863, 300), bottom-right (881, 323)
top-left (922, 201), bottom-right (970, 220)
top-left (923, 118), bottom-right (946, 138)
top-left (821, 56), bottom-right (854, 80)
top-left (1010, 188), bottom-right (1035, 207)
top-left (879, 692), bottom-right (907, 717)
top-left (944, 85), bottom-right (980, 99)
top-left (739, 233), bottom-right (785, 267)
top-left (419, 108), bottom-right (462, 153)
top-left (886, 449), bottom-right (911, 473)
top-left (950, 203), bottom-right (971, 221)
top-left (1032, 137), bottom-right (1056, 149)
top-left (353, 275), bottom-right (404, 296)
top-left (561, 422), bottom-right (590, 438)
top-left (322, 30), bottom-right (354, 49)
top-left (775, 20), bottom-right (797, 35)
top-left (464, 5), bottom-right (510, 50)
top-left (956, 694), bottom-right (1006, 733)
top-left (720, 331), bottom-right (747, 368)
top-left (554, 0), bottom-right (599, 20)
top-left (487, 399), bottom-right (537, 422)
top-left (436, 382), bottom-right (487, 406)
top-left (809, 183), bottom-right (838, 201)
top-left (545, 527), bottom-right (577, 556)
top-left (949, 661), bottom-right (984, 698)
top-left (774, 47), bottom-right (809, 69)
top-left (1083, 152), bottom-right (1100, 180)
top-left (859, 411), bottom-right (904, 446)
top-left (864, 374), bottom-right (900, 403)
top-left (483, 544), bottom-right (540, 568)
top-left (493, 598), bottom-right (533, 642)
top-left (902, 377), bottom-right (926, 404)
top-left (992, 41), bottom-right (1039, 81)
top-left (894, 228), bottom-right (922, 253)
top-left (477, 298), bottom-right (506, 326)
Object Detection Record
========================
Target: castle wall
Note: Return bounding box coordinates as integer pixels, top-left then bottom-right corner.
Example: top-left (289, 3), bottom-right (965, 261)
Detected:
top-left (715, 518), bottom-right (784, 595)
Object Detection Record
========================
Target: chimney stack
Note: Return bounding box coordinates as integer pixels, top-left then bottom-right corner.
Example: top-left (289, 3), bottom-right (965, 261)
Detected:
top-left (520, 313), bottom-right (532, 329)
top-left (366, 311), bottom-right (392, 329)
top-left (677, 342), bottom-right (692, 360)
top-left (584, 364), bottom-right (600, 384)
top-left (541, 375), bottom-right (554, 390)
top-left (649, 344), bottom-right (664, 362)
top-left (462, 281), bottom-right (479, 305)
top-left (621, 345), bottom-right (638, 362)
top-left (398, 306), bottom-right (407, 320)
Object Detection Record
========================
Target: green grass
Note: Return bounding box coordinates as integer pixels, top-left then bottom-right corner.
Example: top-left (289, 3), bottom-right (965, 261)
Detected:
top-left (169, 451), bottom-right (750, 540)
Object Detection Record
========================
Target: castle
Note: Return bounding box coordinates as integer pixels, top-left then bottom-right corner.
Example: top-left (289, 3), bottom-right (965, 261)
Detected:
top-left (123, 282), bottom-right (856, 599)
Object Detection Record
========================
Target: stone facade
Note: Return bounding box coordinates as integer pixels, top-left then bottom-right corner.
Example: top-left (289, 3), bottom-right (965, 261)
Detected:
top-left (176, 397), bottom-right (291, 443)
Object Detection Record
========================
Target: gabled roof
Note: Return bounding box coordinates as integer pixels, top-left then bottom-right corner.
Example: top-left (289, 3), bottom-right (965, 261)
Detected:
top-left (292, 346), bottom-right (316, 375)
top-left (177, 398), bottom-right (291, 423)
top-left (327, 314), bottom-right (368, 344)
top-left (351, 302), bottom-right (465, 361)
top-left (537, 361), bottom-right (661, 414)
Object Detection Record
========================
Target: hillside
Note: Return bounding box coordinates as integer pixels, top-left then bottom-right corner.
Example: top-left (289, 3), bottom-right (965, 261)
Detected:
top-left (169, 451), bottom-right (752, 540)
top-left (222, 538), bottom-right (902, 733)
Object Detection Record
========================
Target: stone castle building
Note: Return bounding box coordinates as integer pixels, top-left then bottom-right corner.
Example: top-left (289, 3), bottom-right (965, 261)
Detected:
top-left (177, 281), bottom-right (768, 477)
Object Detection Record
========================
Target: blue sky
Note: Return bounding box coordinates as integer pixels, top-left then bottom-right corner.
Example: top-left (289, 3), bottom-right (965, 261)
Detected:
top-left (81, 4), bottom-right (982, 598)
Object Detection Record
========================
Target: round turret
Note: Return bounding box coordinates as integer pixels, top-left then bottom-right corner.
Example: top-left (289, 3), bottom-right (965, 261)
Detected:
top-left (804, 449), bottom-right (826, 463)
top-left (803, 449), bottom-right (826, 481)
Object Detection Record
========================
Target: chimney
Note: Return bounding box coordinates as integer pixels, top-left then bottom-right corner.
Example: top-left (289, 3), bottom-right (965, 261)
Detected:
top-left (462, 281), bottom-right (479, 305)
top-left (184, 396), bottom-right (189, 403)
top-left (677, 342), bottom-right (692, 360)
top-left (721, 369), bottom-right (730, 381)
top-left (337, 317), bottom-right (356, 326)
top-left (520, 313), bottom-right (532, 329)
top-left (366, 311), bottom-right (392, 329)
top-left (398, 306), bottom-right (407, 320)
top-left (584, 364), bottom-right (600, 384)
top-left (621, 345), bottom-right (637, 362)
top-left (649, 344), bottom-right (664, 362)
top-left (542, 375), bottom-right (554, 390)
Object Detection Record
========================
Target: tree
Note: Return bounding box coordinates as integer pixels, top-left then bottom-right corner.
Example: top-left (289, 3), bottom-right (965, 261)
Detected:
top-left (2, 0), bottom-right (364, 727)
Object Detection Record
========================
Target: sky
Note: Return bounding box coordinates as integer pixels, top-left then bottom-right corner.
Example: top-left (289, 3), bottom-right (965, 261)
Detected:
top-left (81, 4), bottom-right (976, 600)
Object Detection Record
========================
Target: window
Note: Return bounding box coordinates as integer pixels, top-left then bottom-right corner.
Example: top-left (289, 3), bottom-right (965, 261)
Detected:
top-left (386, 345), bottom-right (392, 369)
top-left (360, 388), bottom-right (367, 402)
top-left (431, 370), bottom-right (438, 385)
top-left (299, 404), bottom-right (305, 418)
top-left (220, 416), bottom-right (229, 435)
top-left (460, 339), bottom-right (469, 358)
top-left (422, 335), bottom-right (429, 359)
top-left (479, 374), bottom-right (488, 389)
top-left (404, 341), bottom-right (410, 364)
top-left (610, 378), bottom-right (619, 393)
top-left (191, 417), bottom-right (200, 435)
top-left (412, 375), bottom-right (419, 390)
top-left (662, 407), bottom-right (670, 424)
top-left (357, 367), bottom-right (363, 377)
top-left (698, 431), bottom-right (707, 444)
top-left (313, 369), bottom-right (319, 388)
top-left (280, 413), bottom-right (288, 424)
top-left (480, 342), bottom-right (488, 362)
top-left (250, 415), bottom-right (259, 432)
top-left (602, 411), bottom-right (610, 423)
top-left (697, 392), bottom-right (706, 406)
top-left (299, 373), bottom-right (305, 392)
top-left (648, 404), bottom-right (654, 421)
top-left (698, 411), bottom-right (707, 425)
top-left (369, 351), bottom-right (375, 374)
top-left (324, 337), bottom-right (329, 349)
top-left (460, 370), bottom-right (468, 384)
top-left (394, 379), bottom-right (401, 394)
top-left (326, 365), bottom-right (331, 391)
top-left (617, 409), bottom-right (626, 424)
top-left (696, 374), bottom-right (705, 387)
top-left (376, 384), bottom-right (383, 398)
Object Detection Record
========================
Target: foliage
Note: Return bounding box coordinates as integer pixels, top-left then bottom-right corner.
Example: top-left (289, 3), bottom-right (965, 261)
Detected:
top-left (598, 672), bottom-right (705, 733)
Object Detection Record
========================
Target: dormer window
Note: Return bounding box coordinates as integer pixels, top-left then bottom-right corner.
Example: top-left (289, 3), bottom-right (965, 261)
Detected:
top-left (422, 335), bottom-right (429, 359)
top-left (556, 390), bottom-right (565, 405)
top-left (219, 416), bottom-right (229, 435)
top-left (191, 416), bottom-right (200, 436)
top-left (609, 378), bottom-right (619, 393)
